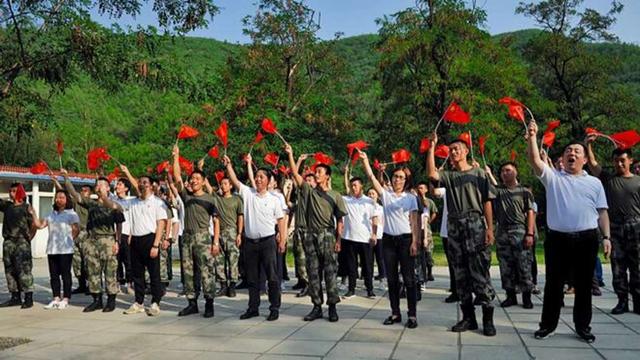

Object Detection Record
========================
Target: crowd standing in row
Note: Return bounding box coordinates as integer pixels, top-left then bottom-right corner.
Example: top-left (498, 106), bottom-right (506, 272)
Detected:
top-left (1, 120), bottom-right (639, 344)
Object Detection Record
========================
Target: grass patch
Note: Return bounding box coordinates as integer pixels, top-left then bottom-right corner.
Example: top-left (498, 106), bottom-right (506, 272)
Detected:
top-left (0, 337), bottom-right (32, 351)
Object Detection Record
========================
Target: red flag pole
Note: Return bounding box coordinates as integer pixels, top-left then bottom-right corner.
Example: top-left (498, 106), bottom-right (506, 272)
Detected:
top-left (58, 155), bottom-right (63, 170)
top-left (433, 100), bottom-right (454, 134)
top-left (469, 131), bottom-right (475, 163)
top-left (438, 154), bottom-right (450, 171)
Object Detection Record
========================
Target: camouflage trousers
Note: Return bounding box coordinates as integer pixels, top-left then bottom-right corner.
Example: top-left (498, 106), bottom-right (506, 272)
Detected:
top-left (293, 228), bottom-right (308, 283)
top-left (72, 230), bottom-right (88, 281)
top-left (159, 235), bottom-right (170, 283)
top-left (85, 234), bottom-right (119, 295)
top-left (215, 228), bottom-right (240, 283)
top-left (182, 231), bottom-right (216, 300)
top-left (496, 225), bottom-right (533, 292)
top-left (611, 219), bottom-right (640, 299)
top-left (448, 212), bottom-right (495, 306)
top-left (304, 229), bottom-right (340, 306)
top-left (2, 236), bottom-right (34, 293)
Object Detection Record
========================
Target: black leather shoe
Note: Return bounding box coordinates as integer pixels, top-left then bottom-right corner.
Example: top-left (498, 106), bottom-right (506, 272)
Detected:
top-left (291, 281), bottom-right (306, 290)
top-left (534, 327), bottom-right (555, 340)
top-left (203, 299), bottom-right (214, 318)
top-left (366, 290), bottom-right (376, 298)
top-left (482, 306), bottom-right (496, 336)
top-left (406, 318), bottom-right (418, 329)
top-left (303, 306), bottom-right (323, 321)
top-left (611, 299), bottom-right (629, 315)
top-left (0, 292), bottom-right (21, 308)
top-left (522, 292), bottom-right (534, 309)
top-left (227, 283), bottom-right (237, 298)
top-left (296, 286), bottom-right (309, 298)
top-left (576, 327), bottom-right (595, 343)
top-left (178, 299), bottom-right (199, 316)
top-left (215, 284), bottom-right (228, 297)
top-left (239, 309), bottom-right (260, 320)
top-left (20, 292), bottom-right (33, 309)
top-left (451, 318), bottom-right (478, 332)
top-left (342, 290), bottom-right (355, 299)
top-left (445, 293), bottom-right (459, 303)
top-left (383, 315), bottom-right (402, 325)
top-left (83, 294), bottom-right (103, 312)
top-left (102, 294), bottom-right (116, 312)
top-left (267, 310), bottom-right (279, 321)
top-left (328, 305), bottom-right (339, 322)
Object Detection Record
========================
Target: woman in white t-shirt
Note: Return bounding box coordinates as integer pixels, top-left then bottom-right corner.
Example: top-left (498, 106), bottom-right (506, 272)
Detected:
top-left (32, 190), bottom-right (80, 309)
top-left (367, 187), bottom-right (386, 290)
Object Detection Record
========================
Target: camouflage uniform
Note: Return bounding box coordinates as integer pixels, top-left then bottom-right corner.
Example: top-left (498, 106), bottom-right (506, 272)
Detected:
top-left (304, 229), bottom-right (340, 306)
top-left (72, 230), bottom-right (89, 282)
top-left (86, 234), bottom-right (119, 295)
top-left (215, 228), bottom-right (240, 283)
top-left (611, 219), bottom-right (640, 299)
top-left (182, 231), bottom-right (216, 299)
top-left (0, 200), bottom-right (34, 293)
top-left (496, 226), bottom-right (533, 292)
top-left (292, 192), bottom-right (308, 284)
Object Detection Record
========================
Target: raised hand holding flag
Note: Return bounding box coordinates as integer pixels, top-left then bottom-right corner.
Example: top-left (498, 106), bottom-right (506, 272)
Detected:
top-left (261, 118), bottom-right (287, 144)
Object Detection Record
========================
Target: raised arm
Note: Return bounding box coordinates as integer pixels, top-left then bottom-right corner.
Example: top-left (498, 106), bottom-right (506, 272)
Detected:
top-left (359, 151), bottom-right (384, 197)
top-left (222, 155), bottom-right (243, 190)
top-left (246, 153), bottom-right (256, 189)
top-left (119, 165), bottom-right (139, 196)
top-left (525, 121), bottom-right (545, 177)
top-left (28, 207), bottom-right (48, 229)
top-left (50, 174), bottom-right (63, 191)
top-left (343, 164), bottom-right (351, 195)
top-left (61, 169), bottom-right (83, 204)
top-left (484, 165), bottom-right (498, 186)
top-left (426, 132), bottom-right (441, 182)
top-left (285, 143), bottom-right (304, 187)
top-left (585, 134), bottom-right (602, 177)
top-left (172, 145), bottom-right (184, 193)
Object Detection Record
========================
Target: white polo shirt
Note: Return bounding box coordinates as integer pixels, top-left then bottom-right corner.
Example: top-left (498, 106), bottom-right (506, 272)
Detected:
top-left (112, 194), bottom-right (133, 236)
top-left (381, 190), bottom-right (419, 236)
top-left (538, 164), bottom-right (608, 232)
top-left (46, 209), bottom-right (80, 255)
top-left (373, 202), bottom-right (384, 239)
top-left (128, 195), bottom-right (169, 236)
top-left (342, 195), bottom-right (377, 243)
top-left (239, 184), bottom-right (284, 239)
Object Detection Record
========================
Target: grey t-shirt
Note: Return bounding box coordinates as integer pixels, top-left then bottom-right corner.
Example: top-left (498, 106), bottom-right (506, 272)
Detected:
top-left (438, 167), bottom-right (496, 216)
top-left (494, 185), bottom-right (534, 227)
top-left (599, 172), bottom-right (640, 221)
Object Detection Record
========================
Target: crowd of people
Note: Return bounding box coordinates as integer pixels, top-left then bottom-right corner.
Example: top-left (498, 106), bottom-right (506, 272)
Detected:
top-left (1, 120), bottom-right (638, 344)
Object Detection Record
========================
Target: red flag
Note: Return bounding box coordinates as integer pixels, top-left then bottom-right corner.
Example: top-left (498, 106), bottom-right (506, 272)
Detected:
top-left (156, 161), bottom-right (170, 174)
top-left (112, 166), bottom-right (121, 178)
top-left (435, 145), bottom-right (450, 159)
top-left (585, 127), bottom-right (601, 135)
top-left (314, 152), bottom-right (333, 165)
top-left (14, 183), bottom-right (26, 203)
top-left (107, 172), bottom-right (118, 183)
top-left (542, 132), bottom-right (556, 148)
top-left (214, 121), bottom-right (228, 148)
top-left (611, 130), bottom-right (640, 149)
top-left (30, 161), bottom-right (48, 174)
top-left (264, 152), bottom-right (279, 167)
top-left (87, 147), bottom-right (110, 171)
top-left (373, 159), bottom-right (382, 171)
top-left (458, 132), bottom-right (472, 148)
top-left (261, 118), bottom-right (278, 134)
top-left (479, 136), bottom-right (487, 155)
top-left (208, 145), bottom-right (220, 159)
top-left (544, 120), bottom-right (561, 134)
top-left (419, 137), bottom-right (431, 154)
top-left (178, 156), bottom-right (194, 176)
top-left (56, 139), bottom-right (64, 156)
top-left (498, 97), bottom-right (524, 108)
top-left (177, 125), bottom-right (199, 140)
top-left (499, 97), bottom-right (525, 122)
top-left (443, 102), bottom-right (471, 124)
top-left (254, 131), bottom-right (264, 144)
top-left (391, 149), bottom-right (411, 164)
top-left (346, 140), bottom-right (368, 156)
top-left (215, 170), bottom-right (225, 184)
top-left (510, 149), bottom-right (517, 162)
top-left (278, 165), bottom-right (291, 176)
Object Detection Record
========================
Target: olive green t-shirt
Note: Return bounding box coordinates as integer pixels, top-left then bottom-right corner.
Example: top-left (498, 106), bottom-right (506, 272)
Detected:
top-left (75, 202), bottom-right (89, 230)
top-left (294, 189), bottom-right (308, 229)
top-left (599, 172), bottom-right (640, 220)
top-left (180, 189), bottom-right (218, 233)
top-left (494, 185), bottom-right (534, 227)
top-left (214, 193), bottom-right (243, 231)
top-left (300, 182), bottom-right (348, 231)
top-left (79, 198), bottom-right (121, 236)
top-left (438, 167), bottom-right (495, 215)
top-left (0, 200), bottom-right (32, 239)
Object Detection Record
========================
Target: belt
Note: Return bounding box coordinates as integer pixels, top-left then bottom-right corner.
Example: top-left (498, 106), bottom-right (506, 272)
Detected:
top-left (383, 233), bottom-right (411, 240)
top-left (548, 229), bottom-right (598, 238)
top-left (245, 235), bottom-right (275, 244)
top-left (448, 210), bottom-right (483, 219)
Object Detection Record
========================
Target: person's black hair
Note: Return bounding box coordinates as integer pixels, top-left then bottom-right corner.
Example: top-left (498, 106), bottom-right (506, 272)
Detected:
top-left (189, 170), bottom-right (206, 181)
top-left (315, 164), bottom-right (332, 177)
top-left (139, 175), bottom-right (157, 184)
top-left (53, 190), bottom-right (74, 210)
top-left (349, 177), bottom-right (364, 185)
top-left (562, 141), bottom-right (587, 154)
top-left (256, 167), bottom-right (274, 181)
top-left (392, 166), bottom-right (413, 191)
top-left (10, 182), bottom-right (20, 188)
top-left (304, 172), bottom-right (315, 179)
top-left (612, 148), bottom-right (633, 159)
top-left (117, 177), bottom-right (131, 190)
top-left (498, 162), bottom-right (518, 174)
top-left (416, 180), bottom-right (429, 187)
top-left (448, 139), bottom-right (469, 150)
top-left (97, 176), bottom-right (109, 184)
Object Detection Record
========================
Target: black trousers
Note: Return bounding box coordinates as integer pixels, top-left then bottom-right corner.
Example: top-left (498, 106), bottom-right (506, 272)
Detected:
top-left (343, 239), bottom-right (374, 292)
top-left (245, 236), bottom-right (281, 312)
top-left (117, 235), bottom-right (132, 284)
top-left (131, 233), bottom-right (163, 304)
top-left (179, 235), bottom-right (201, 294)
top-left (373, 238), bottom-right (386, 278)
top-left (541, 229), bottom-right (599, 331)
top-left (383, 233), bottom-right (417, 317)
top-left (442, 237), bottom-right (457, 294)
top-left (48, 254), bottom-right (73, 298)
top-left (531, 238), bottom-right (538, 285)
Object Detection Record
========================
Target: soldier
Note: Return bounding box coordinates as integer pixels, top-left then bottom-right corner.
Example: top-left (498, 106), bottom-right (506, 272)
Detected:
top-left (172, 145), bottom-right (221, 318)
top-left (286, 144), bottom-right (348, 322)
top-left (0, 183), bottom-right (35, 309)
top-left (486, 163), bottom-right (536, 309)
top-left (586, 136), bottom-right (640, 315)
top-left (65, 171), bottom-right (124, 312)
top-left (290, 166), bottom-right (315, 297)
top-left (426, 133), bottom-right (497, 336)
top-left (213, 177), bottom-right (244, 298)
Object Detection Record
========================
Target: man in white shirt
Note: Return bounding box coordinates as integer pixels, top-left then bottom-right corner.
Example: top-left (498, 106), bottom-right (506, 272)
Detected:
top-left (123, 175), bottom-right (168, 316)
top-left (224, 155), bottom-right (286, 321)
top-left (526, 120), bottom-right (611, 343)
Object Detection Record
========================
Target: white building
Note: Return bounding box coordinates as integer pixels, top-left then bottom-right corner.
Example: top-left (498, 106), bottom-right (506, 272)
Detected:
top-left (0, 166), bottom-right (95, 258)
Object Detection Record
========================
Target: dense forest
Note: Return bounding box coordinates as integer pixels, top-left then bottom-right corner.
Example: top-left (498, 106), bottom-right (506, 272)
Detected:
top-left (1, 0), bottom-right (638, 190)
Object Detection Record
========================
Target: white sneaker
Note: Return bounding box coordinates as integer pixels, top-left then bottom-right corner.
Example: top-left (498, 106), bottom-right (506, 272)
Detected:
top-left (44, 300), bottom-right (59, 310)
top-left (377, 280), bottom-right (387, 291)
top-left (123, 302), bottom-right (145, 315)
top-left (57, 300), bottom-right (69, 309)
top-left (146, 302), bottom-right (160, 316)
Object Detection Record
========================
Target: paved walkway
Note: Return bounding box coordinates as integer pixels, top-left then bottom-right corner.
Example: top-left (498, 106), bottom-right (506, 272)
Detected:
top-left (0, 260), bottom-right (639, 359)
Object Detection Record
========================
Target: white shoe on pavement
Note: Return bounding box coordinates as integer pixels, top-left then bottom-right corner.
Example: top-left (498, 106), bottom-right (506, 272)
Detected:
top-left (44, 300), bottom-right (59, 310)
top-left (123, 302), bottom-right (145, 315)
top-left (146, 302), bottom-right (161, 316)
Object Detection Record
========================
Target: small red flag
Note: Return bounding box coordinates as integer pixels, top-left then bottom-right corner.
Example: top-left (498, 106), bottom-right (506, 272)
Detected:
top-left (498, 97), bottom-right (524, 108)
top-left (278, 165), bottom-right (291, 176)
top-left (261, 118), bottom-right (278, 134)
top-left (435, 145), bottom-right (450, 159)
top-left (156, 161), bottom-right (170, 174)
top-left (56, 139), bottom-right (64, 156)
top-left (87, 147), bottom-right (110, 171)
top-left (254, 131), bottom-right (264, 144)
top-left (585, 127), bottom-right (601, 135)
top-left (443, 102), bottom-right (471, 124)
top-left (510, 149), bottom-right (517, 162)
top-left (112, 166), bottom-right (121, 178)
top-left (479, 136), bottom-right (487, 155)
top-left (177, 125), bottom-right (199, 140)
top-left (391, 149), bottom-right (411, 164)
top-left (419, 137), bottom-right (431, 154)
top-left (314, 152), bottom-right (333, 165)
top-left (373, 159), bottom-right (382, 171)
top-left (215, 170), bottom-right (225, 184)
top-left (214, 121), bottom-right (228, 148)
top-left (178, 156), bottom-right (194, 176)
top-left (544, 120), bottom-right (561, 134)
top-left (346, 140), bottom-right (368, 156)
top-left (499, 97), bottom-right (526, 122)
top-left (542, 132), bottom-right (556, 148)
top-left (458, 132), bottom-right (472, 148)
top-left (30, 161), bottom-right (48, 174)
top-left (611, 130), bottom-right (640, 149)
top-left (107, 172), bottom-right (118, 183)
top-left (264, 152), bottom-right (279, 167)
top-left (208, 145), bottom-right (220, 159)
top-left (14, 183), bottom-right (26, 203)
